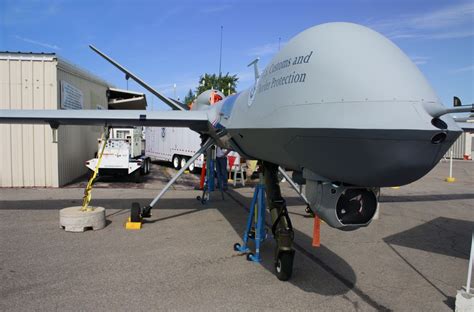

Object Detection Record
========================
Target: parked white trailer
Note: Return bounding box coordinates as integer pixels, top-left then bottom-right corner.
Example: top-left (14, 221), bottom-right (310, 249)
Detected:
top-left (145, 127), bottom-right (204, 172)
top-left (86, 127), bottom-right (151, 182)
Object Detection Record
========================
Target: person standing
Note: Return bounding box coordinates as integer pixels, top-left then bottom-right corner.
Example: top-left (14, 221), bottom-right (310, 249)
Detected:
top-left (216, 146), bottom-right (229, 190)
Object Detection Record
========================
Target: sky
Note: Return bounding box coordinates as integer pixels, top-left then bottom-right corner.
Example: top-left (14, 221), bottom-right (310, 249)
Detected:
top-left (0, 0), bottom-right (473, 111)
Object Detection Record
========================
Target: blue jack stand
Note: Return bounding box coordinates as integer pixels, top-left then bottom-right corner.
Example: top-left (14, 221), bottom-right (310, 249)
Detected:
top-left (233, 174), bottom-right (267, 262)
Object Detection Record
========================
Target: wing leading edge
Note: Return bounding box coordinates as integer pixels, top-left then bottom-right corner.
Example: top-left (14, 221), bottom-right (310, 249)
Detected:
top-left (89, 45), bottom-right (188, 111)
top-left (0, 109), bottom-right (211, 131)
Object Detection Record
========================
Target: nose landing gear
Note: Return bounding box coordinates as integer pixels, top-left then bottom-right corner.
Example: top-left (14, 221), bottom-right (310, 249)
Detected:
top-left (275, 249), bottom-right (295, 281)
top-left (233, 161), bottom-right (296, 280)
top-left (265, 162), bottom-right (296, 281)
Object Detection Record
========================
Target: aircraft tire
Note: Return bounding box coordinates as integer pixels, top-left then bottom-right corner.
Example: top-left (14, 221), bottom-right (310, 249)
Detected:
top-left (274, 250), bottom-right (295, 281)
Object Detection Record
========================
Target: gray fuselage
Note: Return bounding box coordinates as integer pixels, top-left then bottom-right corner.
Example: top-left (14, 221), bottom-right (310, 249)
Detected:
top-left (213, 22), bottom-right (461, 187)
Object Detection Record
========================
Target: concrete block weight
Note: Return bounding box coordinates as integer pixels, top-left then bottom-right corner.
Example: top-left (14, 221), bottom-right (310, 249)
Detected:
top-left (59, 206), bottom-right (106, 232)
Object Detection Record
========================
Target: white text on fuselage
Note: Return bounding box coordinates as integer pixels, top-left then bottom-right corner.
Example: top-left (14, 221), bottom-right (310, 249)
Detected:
top-left (257, 51), bottom-right (313, 94)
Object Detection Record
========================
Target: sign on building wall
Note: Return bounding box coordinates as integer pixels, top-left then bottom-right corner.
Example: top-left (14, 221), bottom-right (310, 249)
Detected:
top-left (60, 81), bottom-right (83, 110)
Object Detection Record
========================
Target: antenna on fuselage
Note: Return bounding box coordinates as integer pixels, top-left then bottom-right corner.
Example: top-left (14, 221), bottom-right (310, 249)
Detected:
top-left (219, 25), bottom-right (223, 77)
top-left (247, 58), bottom-right (260, 81)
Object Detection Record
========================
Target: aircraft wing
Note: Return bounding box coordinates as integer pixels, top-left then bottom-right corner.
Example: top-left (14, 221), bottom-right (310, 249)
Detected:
top-left (0, 109), bottom-right (211, 131)
top-left (456, 122), bottom-right (474, 131)
top-left (453, 115), bottom-right (474, 131)
top-left (89, 45), bottom-right (188, 111)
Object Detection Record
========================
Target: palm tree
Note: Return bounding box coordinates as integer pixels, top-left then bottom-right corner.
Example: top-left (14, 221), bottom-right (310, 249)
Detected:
top-left (196, 73), bottom-right (238, 96)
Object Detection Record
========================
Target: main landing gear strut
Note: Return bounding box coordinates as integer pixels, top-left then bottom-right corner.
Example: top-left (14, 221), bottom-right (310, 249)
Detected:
top-left (264, 162), bottom-right (296, 281)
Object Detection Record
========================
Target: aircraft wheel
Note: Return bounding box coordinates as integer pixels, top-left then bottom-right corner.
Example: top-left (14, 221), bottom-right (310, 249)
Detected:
top-left (233, 243), bottom-right (241, 251)
top-left (172, 155), bottom-right (181, 170)
top-left (246, 253), bottom-right (254, 261)
top-left (274, 250), bottom-right (295, 281)
top-left (130, 202), bottom-right (141, 222)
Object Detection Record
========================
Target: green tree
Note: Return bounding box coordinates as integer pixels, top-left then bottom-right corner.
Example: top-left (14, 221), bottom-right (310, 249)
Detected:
top-left (183, 89), bottom-right (195, 106)
top-left (196, 73), bottom-right (238, 96)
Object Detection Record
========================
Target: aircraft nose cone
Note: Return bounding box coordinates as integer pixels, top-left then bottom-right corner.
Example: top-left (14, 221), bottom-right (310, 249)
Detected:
top-left (283, 119), bottom-right (462, 186)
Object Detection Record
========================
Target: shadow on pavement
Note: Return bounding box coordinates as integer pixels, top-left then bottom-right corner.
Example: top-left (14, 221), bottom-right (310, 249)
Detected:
top-left (384, 217), bottom-right (473, 259)
top-left (0, 198), bottom-right (198, 211)
top-left (383, 217), bottom-right (473, 310)
top-left (0, 190), bottom-right (390, 310)
top-left (223, 189), bottom-right (390, 311)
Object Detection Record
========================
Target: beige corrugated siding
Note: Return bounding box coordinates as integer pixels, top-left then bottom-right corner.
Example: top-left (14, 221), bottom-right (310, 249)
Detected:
top-left (0, 56), bottom-right (58, 187)
top-left (446, 132), bottom-right (472, 159)
top-left (1, 53), bottom-right (110, 187)
top-left (56, 62), bottom-right (108, 186)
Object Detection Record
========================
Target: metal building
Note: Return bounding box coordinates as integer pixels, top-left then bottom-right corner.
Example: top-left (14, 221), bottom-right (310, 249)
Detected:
top-left (0, 52), bottom-right (112, 187)
top-left (447, 132), bottom-right (473, 160)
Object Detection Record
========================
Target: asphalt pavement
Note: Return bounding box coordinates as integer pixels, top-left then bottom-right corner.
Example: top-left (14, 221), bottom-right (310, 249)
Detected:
top-left (0, 160), bottom-right (472, 311)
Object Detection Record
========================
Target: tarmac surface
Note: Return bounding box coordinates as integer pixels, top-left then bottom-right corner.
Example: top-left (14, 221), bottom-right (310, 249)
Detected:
top-left (0, 160), bottom-right (473, 311)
